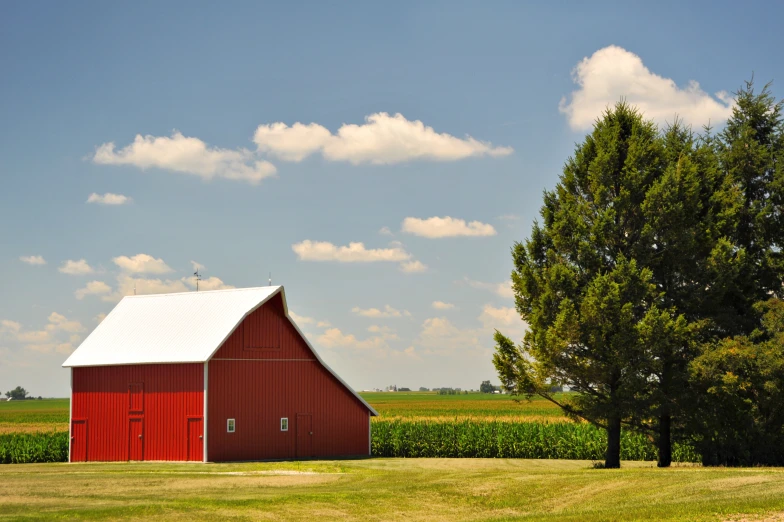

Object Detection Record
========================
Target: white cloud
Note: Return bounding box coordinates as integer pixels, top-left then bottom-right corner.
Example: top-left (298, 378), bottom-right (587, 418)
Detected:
top-left (432, 301), bottom-right (455, 310)
top-left (253, 112), bottom-right (513, 165)
top-left (95, 313), bottom-right (107, 323)
top-left (497, 214), bottom-right (521, 222)
top-left (317, 327), bottom-right (388, 351)
top-left (86, 193), bottom-right (131, 205)
top-left (113, 254), bottom-right (173, 274)
top-left (102, 275), bottom-right (188, 302)
top-left (316, 320), bottom-right (331, 328)
top-left (0, 313), bottom-right (85, 355)
top-left (93, 131), bottom-right (276, 184)
top-left (560, 45), bottom-right (734, 131)
top-left (289, 311), bottom-right (314, 325)
top-left (352, 305), bottom-right (410, 318)
top-left (478, 304), bottom-right (527, 332)
top-left (19, 255), bottom-right (46, 266)
top-left (379, 226), bottom-right (393, 236)
top-left (400, 260), bottom-right (428, 273)
top-left (190, 260), bottom-right (206, 272)
top-left (0, 320), bottom-right (22, 335)
top-left (46, 312), bottom-right (85, 334)
top-left (402, 216), bottom-right (497, 238)
top-left (463, 277), bottom-right (514, 298)
top-left (416, 317), bottom-right (485, 356)
top-left (58, 259), bottom-right (94, 275)
top-left (292, 240), bottom-right (411, 263)
top-left (367, 325), bottom-right (399, 340)
top-left (75, 280), bottom-right (112, 300)
top-left (182, 275), bottom-right (234, 291)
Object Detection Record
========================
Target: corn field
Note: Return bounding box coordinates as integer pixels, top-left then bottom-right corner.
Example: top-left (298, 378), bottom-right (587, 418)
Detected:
top-left (0, 432), bottom-right (68, 464)
top-left (372, 420), bottom-right (700, 462)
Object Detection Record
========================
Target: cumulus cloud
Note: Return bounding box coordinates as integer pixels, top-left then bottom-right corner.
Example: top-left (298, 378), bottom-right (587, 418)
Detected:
top-left (182, 275), bottom-right (234, 292)
top-left (0, 313), bottom-right (85, 354)
top-left (379, 226), bottom-right (393, 236)
top-left (399, 260), bottom-right (428, 273)
top-left (317, 327), bottom-right (388, 351)
top-left (113, 254), bottom-right (173, 274)
top-left (291, 240), bottom-right (411, 263)
top-left (58, 259), bottom-right (94, 275)
top-left (462, 277), bottom-right (515, 298)
top-left (402, 216), bottom-right (497, 238)
top-left (190, 260), bottom-right (206, 272)
top-left (478, 304), bottom-right (527, 331)
top-left (253, 112), bottom-right (513, 165)
top-left (432, 301), bottom-right (455, 310)
top-left (19, 255), bottom-right (46, 266)
top-left (560, 45), bottom-right (734, 131)
top-left (93, 131), bottom-right (276, 184)
top-left (86, 193), bottom-right (131, 205)
top-left (75, 280), bottom-right (112, 300)
top-left (351, 305), bottom-right (410, 318)
top-left (108, 275), bottom-right (189, 301)
top-left (95, 313), bottom-right (107, 323)
top-left (289, 312), bottom-right (314, 325)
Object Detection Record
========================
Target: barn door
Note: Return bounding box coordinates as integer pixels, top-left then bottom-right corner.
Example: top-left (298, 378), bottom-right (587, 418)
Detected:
top-left (187, 417), bottom-right (203, 462)
top-left (296, 414), bottom-right (313, 458)
top-left (70, 420), bottom-right (87, 462)
top-left (129, 418), bottom-right (144, 461)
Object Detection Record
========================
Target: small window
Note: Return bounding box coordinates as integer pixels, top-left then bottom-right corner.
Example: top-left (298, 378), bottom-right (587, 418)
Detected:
top-left (227, 419), bottom-right (235, 433)
top-left (280, 418), bottom-right (288, 431)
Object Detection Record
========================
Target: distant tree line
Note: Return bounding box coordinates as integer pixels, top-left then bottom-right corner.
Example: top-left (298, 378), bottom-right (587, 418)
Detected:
top-left (494, 80), bottom-right (784, 468)
top-left (4, 386), bottom-right (41, 400)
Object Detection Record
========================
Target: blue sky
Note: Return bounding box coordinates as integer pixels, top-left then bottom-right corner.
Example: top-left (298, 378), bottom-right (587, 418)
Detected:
top-left (1, 1), bottom-right (782, 397)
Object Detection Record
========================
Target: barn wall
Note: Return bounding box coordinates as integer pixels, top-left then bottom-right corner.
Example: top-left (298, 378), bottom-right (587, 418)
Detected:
top-left (212, 293), bottom-right (315, 361)
top-left (207, 299), bottom-right (369, 462)
top-left (207, 358), bottom-right (370, 461)
top-left (71, 363), bottom-right (203, 462)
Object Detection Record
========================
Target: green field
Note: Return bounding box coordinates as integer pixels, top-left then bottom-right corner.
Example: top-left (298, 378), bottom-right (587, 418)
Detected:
top-left (0, 393), bottom-right (567, 432)
top-left (1, 459), bottom-right (784, 521)
top-left (0, 399), bottom-right (69, 433)
top-left (360, 392), bottom-right (569, 422)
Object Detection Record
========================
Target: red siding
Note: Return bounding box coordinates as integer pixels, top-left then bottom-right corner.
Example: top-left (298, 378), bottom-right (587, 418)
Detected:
top-left (71, 364), bottom-right (203, 462)
top-left (212, 294), bottom-right (315, 361)
top-left (208, 359), bottom-right (369, 461)
top-left (70, 292), bottom-right (371, 463)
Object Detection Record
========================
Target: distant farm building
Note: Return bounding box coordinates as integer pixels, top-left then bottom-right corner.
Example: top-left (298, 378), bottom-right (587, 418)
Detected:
top-left (62, 286), bottom-right (377, 462)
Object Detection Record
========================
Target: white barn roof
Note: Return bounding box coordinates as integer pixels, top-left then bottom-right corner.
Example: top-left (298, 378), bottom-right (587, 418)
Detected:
top-left (63, 286), bottom-right (377, 415)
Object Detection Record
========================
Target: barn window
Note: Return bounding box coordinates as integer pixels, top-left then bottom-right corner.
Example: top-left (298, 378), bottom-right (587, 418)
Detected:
top-left (280, 418), bottom-right (288, 431)
top-left (227, 419), bottom-right (235, 433)
top-left (129, 383), bottom-right (143, 413)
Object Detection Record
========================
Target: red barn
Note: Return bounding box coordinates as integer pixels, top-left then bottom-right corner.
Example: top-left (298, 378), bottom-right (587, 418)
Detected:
top-left (62, 286), bottom-right (377, 462)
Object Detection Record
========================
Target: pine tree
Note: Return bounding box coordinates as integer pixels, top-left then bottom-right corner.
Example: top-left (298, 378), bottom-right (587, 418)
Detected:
top-left (494, 102), bottom-right (681, 468)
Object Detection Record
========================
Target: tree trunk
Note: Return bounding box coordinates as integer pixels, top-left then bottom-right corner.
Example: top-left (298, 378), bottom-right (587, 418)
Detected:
top-left (658, 414), bottom-right (672, 467)
top-left (605, 415), bottom-right (622, 468)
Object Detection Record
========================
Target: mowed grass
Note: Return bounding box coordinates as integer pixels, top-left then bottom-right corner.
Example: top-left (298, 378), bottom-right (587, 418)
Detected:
top-left (2, 459), bottom-right (784, 521)
top-left (360, 392), bottom-right (570, 422)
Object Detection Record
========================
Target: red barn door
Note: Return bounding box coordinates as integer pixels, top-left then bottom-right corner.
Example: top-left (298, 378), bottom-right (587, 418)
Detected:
top-left (129, 418), bottom-right (144, 461)
top-left (296, 414), bottom-right (313, 458)
top-left (187, 417), bottom-right (203, 461)
top-left (70, 420), bottom-right (87, 462)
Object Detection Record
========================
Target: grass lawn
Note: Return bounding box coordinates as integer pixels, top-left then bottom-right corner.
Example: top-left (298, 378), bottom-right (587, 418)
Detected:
top-left (1, 459), bottom-right (784, 521)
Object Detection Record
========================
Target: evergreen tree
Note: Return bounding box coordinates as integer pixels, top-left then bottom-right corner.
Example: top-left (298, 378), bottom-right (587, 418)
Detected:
top-left (494, 102), bottom-right (682, 468)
